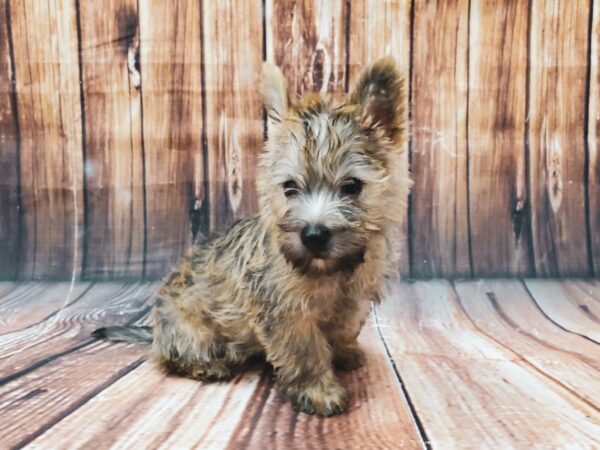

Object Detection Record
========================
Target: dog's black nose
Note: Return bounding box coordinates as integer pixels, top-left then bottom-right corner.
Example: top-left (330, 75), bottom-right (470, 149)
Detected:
top-left (301, 224), bottom-right (331, 254)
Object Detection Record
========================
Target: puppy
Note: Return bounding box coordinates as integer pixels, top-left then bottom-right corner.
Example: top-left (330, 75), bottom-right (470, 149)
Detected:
top-left (94, 58), bottom-right (410, 416)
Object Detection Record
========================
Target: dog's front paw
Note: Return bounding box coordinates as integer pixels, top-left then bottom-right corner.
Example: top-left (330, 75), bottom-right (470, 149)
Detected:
top-left (333, 345), bottom-right (366, 371)
top-left (291, 381), bottom-right (348, 417)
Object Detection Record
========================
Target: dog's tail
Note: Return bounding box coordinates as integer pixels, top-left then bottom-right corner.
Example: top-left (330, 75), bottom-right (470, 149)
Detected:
top-left (92, 325), bottom-right (153, 345)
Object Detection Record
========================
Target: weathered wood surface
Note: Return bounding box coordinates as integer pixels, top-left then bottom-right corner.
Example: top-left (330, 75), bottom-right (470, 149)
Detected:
top-left (0, 282), bottom-right (155, 378)
top-left (138, 1), bottom-right (203, 277)
top-left (78, 0), bottom-right (145, 279)
top-left (8, 0), bottom-right (85, 279)
top-left (467, 0), bottom-right (531, 276)
top-left (0, 282), bottom-right (91, 335)
top-left (25, 318), bottom-right (424, 449)
top-left (348, 0), bottom-right (411, 277)
top-left (0, 0), bottom-right (20, 280)
top-left (266, 0), bottom-right (347, 96)
top-left (524, 279), bottom-right (600, 343)
top-left (0, 1), bottom-right (598, 279)
top-left (589, 3), bottom-right (600, 277)
top-left (562, 280), bottom-right (600, 319)
top-left (225, 319), bottom-right (424, 449)
top-left (204, 0), bottom-right (263, 230)
top-left (0, 342), bottom-right (146, 448)
top-left (27, 362), bottom-right (263, 450)
top-left (0, 283), bottom-right (156, 449)
top-left (410, 0), bottom-right (470, 277)
top-left (376, 280), bottom-right (600, 448)
top-left (1, 281), bottom-right (599, 448)
top-left (0, 282), bottom-right (18, 301)
top-left (455, 280), bottom-right (600, 406)
top-left (528, 0), bottom-right (591, 276)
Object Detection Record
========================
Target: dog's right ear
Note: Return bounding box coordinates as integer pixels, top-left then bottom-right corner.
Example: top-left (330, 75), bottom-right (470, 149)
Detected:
top-left (350, 58), bottom-right (407, 146)
top-left (260, 63), bottom-right (290, 123)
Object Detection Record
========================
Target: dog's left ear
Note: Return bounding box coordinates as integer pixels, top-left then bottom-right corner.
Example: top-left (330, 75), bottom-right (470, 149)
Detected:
top-left (350, 58), bottom-right (407, 146)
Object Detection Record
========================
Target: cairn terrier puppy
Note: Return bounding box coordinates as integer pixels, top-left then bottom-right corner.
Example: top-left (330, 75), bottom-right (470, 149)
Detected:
top-left (94, 58), bottom-right (410, 416)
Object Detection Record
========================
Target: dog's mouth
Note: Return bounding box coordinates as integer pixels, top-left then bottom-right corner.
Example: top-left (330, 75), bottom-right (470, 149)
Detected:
top-left (277, 226), bottom-right (368, 275)
top-left (280, 244), bottom-right (366, 276)
top-left (309, 250), bottom-right (329, 260)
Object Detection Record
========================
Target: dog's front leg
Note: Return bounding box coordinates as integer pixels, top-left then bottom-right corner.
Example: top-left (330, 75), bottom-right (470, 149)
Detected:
top-left (259, 315), bottom-right (347, 416)
top-left (327, 298), bottom-right (369, 371)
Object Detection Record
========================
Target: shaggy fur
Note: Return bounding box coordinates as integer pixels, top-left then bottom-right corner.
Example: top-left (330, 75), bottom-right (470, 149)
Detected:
top-left (94, 58), bottom-right (410, 416)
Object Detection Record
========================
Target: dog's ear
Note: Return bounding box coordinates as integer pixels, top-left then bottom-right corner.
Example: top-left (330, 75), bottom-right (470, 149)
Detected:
top-left (350, 58), bottom-right (407, 145)
top-left (260, 63), bottom-right (290, 123)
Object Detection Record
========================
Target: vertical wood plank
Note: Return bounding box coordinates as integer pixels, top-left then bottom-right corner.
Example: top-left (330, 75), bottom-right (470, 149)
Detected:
top-left (139, 0), bottom-right (203, 277)
top-left (8, 0), bottom-right (84, 279)
top-left (78, 1), bottom-right (145, 279)
top-left (204, 0), bottom-right (263, 230)
top-left (266, 0), bottom-right (347, 96)
top-left (588, 1), bottom-right (599, 275)
top-left (348, 0), bottom-right (411, 276)
top-left (468, 0), bottom-right (531, 276)
top-left (0, 0), bottom-right (20, 279)
top-left (410, 0), bottom-right (470, 277)
top-left (529, 0), bottom-right (591, 276)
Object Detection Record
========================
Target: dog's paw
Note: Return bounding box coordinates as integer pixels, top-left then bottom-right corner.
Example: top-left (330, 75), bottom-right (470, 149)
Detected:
top-left (291, 382), bottom-right (348, 417)
top-left (333, 345), bottom-right (366, 371)
top-left (165, 359), bottom-right (233, 381)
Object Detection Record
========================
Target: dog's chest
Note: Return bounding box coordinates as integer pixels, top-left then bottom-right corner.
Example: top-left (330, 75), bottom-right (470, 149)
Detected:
top-left (303, 275), bottom-right (368, 326)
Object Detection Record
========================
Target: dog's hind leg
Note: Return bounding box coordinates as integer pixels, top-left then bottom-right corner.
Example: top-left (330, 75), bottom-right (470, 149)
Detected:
top-left (150, 285), bottom-right (237, 381)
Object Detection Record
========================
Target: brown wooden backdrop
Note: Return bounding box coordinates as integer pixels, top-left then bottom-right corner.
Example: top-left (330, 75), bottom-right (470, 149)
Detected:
top-left (0, 0), bottom-right (598, 280)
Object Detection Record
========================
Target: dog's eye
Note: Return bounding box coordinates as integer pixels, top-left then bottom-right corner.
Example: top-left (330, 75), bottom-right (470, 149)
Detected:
top-left (340, 178), bottom-right (363, 196)
top-left (283, 180), bottom-right (300, 198)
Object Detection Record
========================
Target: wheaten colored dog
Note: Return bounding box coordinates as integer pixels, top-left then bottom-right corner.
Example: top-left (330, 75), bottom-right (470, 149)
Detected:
top-left (95, 58), bottom-right (410, 416)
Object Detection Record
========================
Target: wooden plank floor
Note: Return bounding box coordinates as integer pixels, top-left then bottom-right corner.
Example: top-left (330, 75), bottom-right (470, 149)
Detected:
top-left (0, 280), bottom-right (599, 449)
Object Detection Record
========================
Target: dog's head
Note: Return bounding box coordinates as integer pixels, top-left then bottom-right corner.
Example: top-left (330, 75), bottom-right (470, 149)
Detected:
top-left (258, 58), bottom-right (409, 275)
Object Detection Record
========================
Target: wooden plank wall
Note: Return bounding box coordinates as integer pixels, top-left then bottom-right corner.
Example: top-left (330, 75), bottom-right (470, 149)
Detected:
top-left (0, 0), bottom-right (597, 280)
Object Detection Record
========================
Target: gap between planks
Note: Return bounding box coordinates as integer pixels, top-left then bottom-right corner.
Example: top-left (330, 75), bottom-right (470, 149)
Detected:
top-left (1, 280), bottom-right (599, 449)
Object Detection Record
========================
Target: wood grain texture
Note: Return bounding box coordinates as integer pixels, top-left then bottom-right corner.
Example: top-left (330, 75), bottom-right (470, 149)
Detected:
top-left (0, 0), bottom-right (20, 280)
top-left (0, 2), bottom-right (598, 280)
top-left (589, 2), bottom-right (600, 276)
top-left (348, 0), bottom-right (411, 276)
top-left (139, 0), bottom-right (203, 277)
top-left (226, 318), bottom-right (424, 449)
top-left (0, 282), bottom-right (156, 448)
top-left (78, 0), bottom-right (145, 279)
top-left (524, 279), bottom-right (600, 343)
top-left (410, 0), bottom-right (470, 277)
top-left (455, 280), bottom-right (600, 406)
top-left (377, 280), bottom-right (600, 448)
top-left (468, 0), bottom-right (531, 276)
top-left (1, 280), bottom-right (600, 447)
top-left (12, 317), bottom-right (425, 449)
top-left (28, 362), bottom-right (263, 449)
top-left (562, 280), bottom-right (600, 319)
top-left (266, 0), bottom-right (347, 95)
top-left (204, 0), bottom-right (263, 230)
top-left (0, 282), bottom-right (18, 301)
top-left (528, 0), bottom-right (591, 276)
top-left (0, 282), bottom-right (155, 377)
top-left (8, 0), bottom-right (84, 279)
top-left (0, 341), bottom-right (145, 448)
top-left (0, 282), bottom-right (91, 335)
